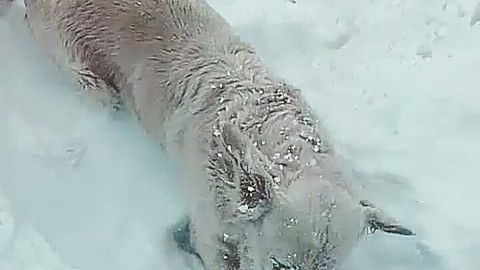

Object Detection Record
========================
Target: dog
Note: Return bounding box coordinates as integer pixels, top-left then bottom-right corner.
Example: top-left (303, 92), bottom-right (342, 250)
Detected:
top-left (8, 0), bottom-right (415, 269)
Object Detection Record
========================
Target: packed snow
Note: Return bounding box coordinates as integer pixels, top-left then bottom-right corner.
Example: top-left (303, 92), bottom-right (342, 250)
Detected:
top-left (0, 0), bottom-right (479, 270)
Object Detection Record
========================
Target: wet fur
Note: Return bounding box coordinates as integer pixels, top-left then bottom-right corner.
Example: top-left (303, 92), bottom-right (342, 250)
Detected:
top-left (18, 0), bottom-right (414, 269)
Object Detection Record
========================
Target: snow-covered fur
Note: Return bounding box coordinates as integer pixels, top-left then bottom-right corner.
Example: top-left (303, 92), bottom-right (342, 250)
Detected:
top-left (19, 0), bottom-right (414, 269)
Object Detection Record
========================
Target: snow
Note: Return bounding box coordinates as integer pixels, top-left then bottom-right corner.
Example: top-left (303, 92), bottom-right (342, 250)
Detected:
top-left (0, 0), bottom-right (479, 270)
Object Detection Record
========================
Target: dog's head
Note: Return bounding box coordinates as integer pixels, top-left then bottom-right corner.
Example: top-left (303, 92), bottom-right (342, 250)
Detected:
top-left (257, 180), bottom-right (414, 270)
top-left (259, 179), bottom-right (366, 270)
top-left (204, 123), bottom-right (414, 270)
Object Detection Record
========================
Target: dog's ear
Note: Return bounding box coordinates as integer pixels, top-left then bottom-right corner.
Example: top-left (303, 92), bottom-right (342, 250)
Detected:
top-left (207, 123), bottom-right (274, 223)
top-left (360, 200), bottom-right (415, 236)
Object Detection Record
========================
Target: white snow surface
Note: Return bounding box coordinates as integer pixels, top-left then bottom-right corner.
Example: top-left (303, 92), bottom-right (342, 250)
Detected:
top-left (1, 0), bottom-right (479, 269)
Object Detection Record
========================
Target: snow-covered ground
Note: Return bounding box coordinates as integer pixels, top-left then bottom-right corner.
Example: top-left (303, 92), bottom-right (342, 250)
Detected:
top-left (1, 0), bottom-right (479, 270)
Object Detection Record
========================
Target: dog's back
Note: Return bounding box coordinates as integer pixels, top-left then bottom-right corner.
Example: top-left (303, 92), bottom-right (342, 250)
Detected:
top-left (23, 0), bottom-right (249, 135)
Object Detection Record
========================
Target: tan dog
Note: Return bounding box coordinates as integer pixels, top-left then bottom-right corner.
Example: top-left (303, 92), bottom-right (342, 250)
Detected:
top-left (11, 0), bottom-right (415, 269)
